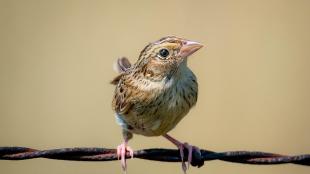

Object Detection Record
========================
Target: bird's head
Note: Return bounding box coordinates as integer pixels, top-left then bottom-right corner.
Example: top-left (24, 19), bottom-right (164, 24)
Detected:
top-left (133, 36), bottom-right (203, 81)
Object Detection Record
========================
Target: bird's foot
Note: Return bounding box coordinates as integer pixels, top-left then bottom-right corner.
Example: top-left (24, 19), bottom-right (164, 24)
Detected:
top-left (117, 142), bottom-right (134, 172)
top-left (177, 142), bottom-right (200, 173)
top-left (163, 134), bottom-right (201, 173)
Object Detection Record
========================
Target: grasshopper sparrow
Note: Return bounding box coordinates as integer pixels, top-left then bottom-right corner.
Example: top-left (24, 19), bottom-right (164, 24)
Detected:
top-left (111, 36), bottom-right (203, 173)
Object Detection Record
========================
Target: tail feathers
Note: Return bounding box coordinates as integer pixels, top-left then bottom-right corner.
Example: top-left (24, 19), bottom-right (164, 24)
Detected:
top-left (113, 57), bottom-right (131, 73)
top-left (111, 57), bottom-right (132, 85)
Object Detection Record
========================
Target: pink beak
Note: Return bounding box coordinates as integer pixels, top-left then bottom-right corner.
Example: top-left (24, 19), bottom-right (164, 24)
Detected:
top-left (179, 40), bottom-right (203, 58)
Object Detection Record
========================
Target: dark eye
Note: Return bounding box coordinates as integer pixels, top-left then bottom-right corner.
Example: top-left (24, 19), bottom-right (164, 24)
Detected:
top-left (159, 48), bottom-right (170, 58)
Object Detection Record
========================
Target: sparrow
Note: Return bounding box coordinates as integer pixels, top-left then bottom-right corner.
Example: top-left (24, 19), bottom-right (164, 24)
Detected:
top-left (111, 36), bottom-right (203, 173)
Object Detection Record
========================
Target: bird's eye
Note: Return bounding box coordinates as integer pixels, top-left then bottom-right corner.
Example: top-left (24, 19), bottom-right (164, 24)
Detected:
top-left (158, 48), bottom-right (170, 59)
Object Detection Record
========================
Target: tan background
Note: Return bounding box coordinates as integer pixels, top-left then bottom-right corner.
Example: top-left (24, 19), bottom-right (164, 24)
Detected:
top-left (1, 0), bottom-right (310, 174)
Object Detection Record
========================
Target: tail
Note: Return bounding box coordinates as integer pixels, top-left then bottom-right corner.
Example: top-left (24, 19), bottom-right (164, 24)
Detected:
top-left (113, 57), bottom-right (131, 73)
top-left (111, 57), bottom-right (132, 85)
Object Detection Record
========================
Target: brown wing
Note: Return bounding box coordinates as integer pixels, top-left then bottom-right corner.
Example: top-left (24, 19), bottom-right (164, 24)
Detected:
top-left (110, 73), bottom-right (123, 85)
top-left (112, 76), bottom-right (134, 115)
top-left (112, 73), bottom-right (154, 117)
top-left (111, 57), bottom-right (134, 114)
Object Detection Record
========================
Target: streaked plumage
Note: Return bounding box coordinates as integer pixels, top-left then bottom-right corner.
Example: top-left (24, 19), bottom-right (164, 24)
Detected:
top-left (111, 36), bottom-right (203, 173)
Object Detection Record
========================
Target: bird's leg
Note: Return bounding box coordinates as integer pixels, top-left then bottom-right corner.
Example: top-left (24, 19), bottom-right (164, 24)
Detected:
top-left (163, 134), bottom-right (200, 173)
top-left (117, 130), bottom-right (134, 173)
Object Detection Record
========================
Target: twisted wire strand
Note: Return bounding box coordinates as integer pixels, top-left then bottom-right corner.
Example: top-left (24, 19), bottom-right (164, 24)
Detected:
top-left (1, 147), bottom-right (309, 168)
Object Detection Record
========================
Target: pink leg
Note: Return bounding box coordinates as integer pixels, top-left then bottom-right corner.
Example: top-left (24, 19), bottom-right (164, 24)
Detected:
top-left (116, 139), bottom-right (134, 173)
top-left (163, 134), bottom-right (200, 173)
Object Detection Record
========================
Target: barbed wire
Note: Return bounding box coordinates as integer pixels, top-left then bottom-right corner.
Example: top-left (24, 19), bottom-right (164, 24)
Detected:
top-left (1, 146), bottom-right (309, 168)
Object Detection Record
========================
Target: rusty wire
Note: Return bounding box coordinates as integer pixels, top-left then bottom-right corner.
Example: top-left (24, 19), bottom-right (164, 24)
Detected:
top-left (1, 146), bottom-right (309, 168)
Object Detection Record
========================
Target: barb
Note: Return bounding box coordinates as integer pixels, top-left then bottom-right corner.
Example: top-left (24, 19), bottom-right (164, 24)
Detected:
top-left (0, 147), bottom-right (309, 168)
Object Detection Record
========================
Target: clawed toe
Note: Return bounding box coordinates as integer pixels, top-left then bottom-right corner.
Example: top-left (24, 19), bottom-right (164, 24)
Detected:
top-left (178, 143), bottom-right (201, 173)
top-left (183, 143), bottom-right (201, 168)
top-left (116, 143), bottom-right (134, 172)
top-left (163, 134), bottom-right (202, 173)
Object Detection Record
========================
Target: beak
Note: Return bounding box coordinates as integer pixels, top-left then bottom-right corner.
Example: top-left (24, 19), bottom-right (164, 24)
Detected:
top-left (179, 40), bottom-right (203, 58)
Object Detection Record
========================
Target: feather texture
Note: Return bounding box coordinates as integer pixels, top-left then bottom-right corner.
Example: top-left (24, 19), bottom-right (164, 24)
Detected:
top-left (112, 36), bottom-right (201, 137)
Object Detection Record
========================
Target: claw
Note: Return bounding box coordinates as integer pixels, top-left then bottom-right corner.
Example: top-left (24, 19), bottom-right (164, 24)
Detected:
top-left (116, 142), bottom-right (134, 172)
top-left (178, 143), bottom-right (194, 173)
top-left (163, 134), bottom-right (201, 174)
top-left (184, 143), bottom-right (192, 169)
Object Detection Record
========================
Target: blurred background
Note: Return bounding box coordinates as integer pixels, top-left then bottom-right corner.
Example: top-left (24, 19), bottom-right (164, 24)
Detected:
top-left (0, 0), bottom-right (309, 173)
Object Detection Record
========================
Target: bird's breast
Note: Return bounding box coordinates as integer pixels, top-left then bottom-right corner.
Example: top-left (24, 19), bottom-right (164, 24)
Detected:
top-left (117, 70), bottom-right (198, 136)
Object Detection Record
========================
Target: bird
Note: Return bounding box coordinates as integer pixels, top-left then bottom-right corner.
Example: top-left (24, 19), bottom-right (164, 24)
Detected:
top-left (111, 36), bottom-right (203, 173)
